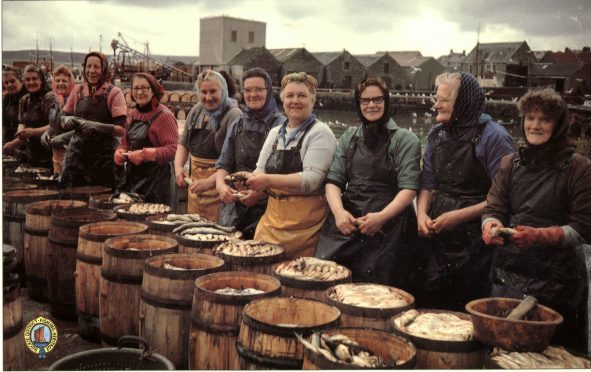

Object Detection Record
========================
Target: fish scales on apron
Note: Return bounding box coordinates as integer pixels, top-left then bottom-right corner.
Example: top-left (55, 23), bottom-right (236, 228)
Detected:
top-left (316, 127), bottom-right (416, 285)
top-left (60, 86), bottom-right (118, 189)
top-left (117, 110), bottom-right (176, 207)
top-left (254, 121), bottom-right (328, 259)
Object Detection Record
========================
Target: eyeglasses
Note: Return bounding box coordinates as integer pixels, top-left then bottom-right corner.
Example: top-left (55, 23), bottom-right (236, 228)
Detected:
top-left (359, 96), bottom-right (385, 106)
top-left (430, 96), bottom-right (451, 105)
top-left (244, 87), bottom-right (267, 95)
top-left (132, 86), bottom-right (151, 93)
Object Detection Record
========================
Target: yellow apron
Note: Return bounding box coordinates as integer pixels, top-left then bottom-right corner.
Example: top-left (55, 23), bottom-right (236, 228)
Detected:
top-left (188, 155), bottom-right (221, 222)
top-left (52, 148), bottom-right (66, 174)
top-left (254, 190), bottom-right (328, 259)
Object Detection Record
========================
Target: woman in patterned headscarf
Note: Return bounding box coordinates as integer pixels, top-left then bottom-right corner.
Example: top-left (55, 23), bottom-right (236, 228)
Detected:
top-left (174, 69), bottom-right (242, 220)
top-left (415, 72), bottom-right (514, 311)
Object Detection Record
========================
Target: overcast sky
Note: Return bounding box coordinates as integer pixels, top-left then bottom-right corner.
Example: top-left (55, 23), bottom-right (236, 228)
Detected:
top-left (2, 0), bottom-right (590, 58)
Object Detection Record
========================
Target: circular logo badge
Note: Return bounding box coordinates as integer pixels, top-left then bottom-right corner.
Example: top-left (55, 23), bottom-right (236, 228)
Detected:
top-left (24, 317), bottom-right (58, 359)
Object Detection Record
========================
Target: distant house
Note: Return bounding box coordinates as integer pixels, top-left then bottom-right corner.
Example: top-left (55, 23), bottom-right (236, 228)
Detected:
top-left (437, 49), bottom-right (466, 72)
top-left (269, 48), bottom-right (324, 82)
top-left (529, 61), bottom-right (591, 94)
top-left (354, 52), bottom-right (406, 89)
top-left (389, 51), bottom-right (444, 91)
top-left (312, 50), bottom-right (365, 89)
top-left (224, 47), bottom-right (282, 85)
top-left (539, 47), bottom-right (591, 65)
top-left (461, 41), bottom-right (536, 87)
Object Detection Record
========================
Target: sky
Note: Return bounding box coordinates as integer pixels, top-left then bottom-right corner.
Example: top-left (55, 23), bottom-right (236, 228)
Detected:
top-left (2, 0), bottom-right (590, 59)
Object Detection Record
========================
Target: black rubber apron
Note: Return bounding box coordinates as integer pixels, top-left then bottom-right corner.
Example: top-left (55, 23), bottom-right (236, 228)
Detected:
top-left (316, 127), bottom-right (416, 285)
top-left (491, 154), bottom-right (587, 352)
top-left (218, 114), bottom-right (283, 238)
top-left (59, 86), bottom-right (118, 189)
top-left (187, 106), bottom-right (230, 160)
top-left (3, 89), bottom-right (26, 145)
top-left (20, 93), bottom-right (52, 167)
top-left (420, 125), bottom-right (493, 310)
top-left (117, 110), bottom-right (176, 207)
top-left (265, 121), bottom-right (315, 175)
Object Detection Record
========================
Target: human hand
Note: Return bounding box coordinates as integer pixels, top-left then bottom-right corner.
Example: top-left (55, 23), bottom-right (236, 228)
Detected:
top-left (431, 210), bottom-right (461, 234)
top-left (482, 221), bottom-right (505, 245)
top-left (334, 209), bottom-right (358, 236)
top-left (16, 127), bottom-right (34, 140)
top-left (61, 116), bottom-right (81, 131)
top-left (114, 148), bottom-right (128, 165)
top-left (40, 131), bottom-right (51, 148)
top-left (358, 212), bottom-right (387, 236)
top-left (3, 139), bottom-right (21, 153)
top-left (509, 225), bottom-right (564, 249)
top-left (189, 178), bottom-right (213, 194)
top-left (217, 183), bottom-right (237, 204)
top-left (245, 173), bottom-right (270, 192)
top-left (175, 169), bottom-right (188, 187)
top-left (417, 212), bottom-right (434, 238)
top-left (238, 189), bottom-right (264, 206)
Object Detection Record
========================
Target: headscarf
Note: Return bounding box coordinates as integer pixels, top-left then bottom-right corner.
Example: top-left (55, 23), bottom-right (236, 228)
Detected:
top-left (23, 64), bottom-right (48, 99)
top-left (83, 51), bottom-right (110, 93)
top-left (3, 65), bottom-right (22, 83)
top-left (354, 77), bottom-right (391, 146)
top-left (242, 68), bottom-right (278, 122)
top-left (51, 64), bottom-right (75, 106)
top-left (131, 72), bottom-right (164, 112)
top-left (445, 72), bottom-right (485, 134)
top-left (198, 70), bottom-right (237, 128)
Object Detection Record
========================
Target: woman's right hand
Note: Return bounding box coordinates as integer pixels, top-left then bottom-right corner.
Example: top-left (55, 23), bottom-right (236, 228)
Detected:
top-left (482, 221), bottom-right (505, 245)
top-left (217, 183), bottom-right (237, 204)
top-left (334, 209), bottom-right (358, 236)
top-left (114, 148), bottom-right (127, 165)
top-left (417, 212), bottom-right (434, 238)
top-left (175, 168), bottom-right (188, 187)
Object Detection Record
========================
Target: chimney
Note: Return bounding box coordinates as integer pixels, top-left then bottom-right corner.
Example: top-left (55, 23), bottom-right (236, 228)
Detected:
top-left (462, 50), bottom-right (466, 55)
top-left (450, 49), bottom-right (453, 54)
top-left (583, 46), bottom-right (590, 53)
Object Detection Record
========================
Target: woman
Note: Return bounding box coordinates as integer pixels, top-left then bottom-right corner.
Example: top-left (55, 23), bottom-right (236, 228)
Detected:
top-left (246, 72), bottom-right (337, 258)
top-left (482, 88), bottom-right (590, 352)
top-left (59, 51), bottom-right (127, 189)
top-left (42, 64), bottom-right (75, 175)
top-left (2, 66), bottom-right (27, 146)
top-left (416, 72), bottom-right (514, 311)
top-left (316, 77), bottom-right (421, 286)
top-left (114, 73), bottom-right (178, 206)
top-left (175, 70), bottom-right (242, 221)
top-left (215, 68), bottom-right (286, 238)
top-left (3, 64), bottom-right (52, 167)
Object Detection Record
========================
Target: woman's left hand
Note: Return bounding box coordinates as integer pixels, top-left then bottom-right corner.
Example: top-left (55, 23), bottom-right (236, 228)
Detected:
top-left (15, 128), bottom-right (34, 139)
top-left (189, 178), bottom-right (214, 194)
top-left (358, 212), bottom-right (387, 236)
top-left (430, 210), bottom-right (461, 234)
top-left (246, 173), bottom-right (270, 192)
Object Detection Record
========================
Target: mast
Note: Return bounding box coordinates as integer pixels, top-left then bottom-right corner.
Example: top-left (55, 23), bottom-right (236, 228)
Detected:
top-left (475, 22), bottom-right (480, 77)
top-left (49, 38), bottom-right (54, 72)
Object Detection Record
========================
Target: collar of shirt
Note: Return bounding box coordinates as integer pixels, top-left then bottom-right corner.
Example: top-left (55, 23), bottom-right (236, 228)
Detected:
top-left (278, 114), bottom-right (316, 148)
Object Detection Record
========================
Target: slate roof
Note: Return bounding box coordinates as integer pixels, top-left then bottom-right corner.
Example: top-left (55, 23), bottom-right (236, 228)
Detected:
top-left (312, 52), bottom-right (342, 65)
top-left (227, 47), bottom-right (276, 65)
top-left (529, 62), bottom-right (588, 77)
top-left (268, 48), bottom-right (305, 62)
top-left (464, 41), bottom-right (528, 64)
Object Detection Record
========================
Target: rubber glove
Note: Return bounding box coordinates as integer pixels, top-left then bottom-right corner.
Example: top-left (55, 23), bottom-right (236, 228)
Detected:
top-left (50, 130), bottom-right (75, 149)
top-left (61, 116), bottom-right (81, 131)
top-left (128, 148), bottom-right (157, 166)
top-left (509, 225), bottom-right (564, 249)
top-left (114, 148), bottom-right (127, 165)
top-left (77, 119), bottom-right (114, 136)
top-left (40, 130), bottom-right (51, 149)
top-left (482, 221), bottom-right (505, 245)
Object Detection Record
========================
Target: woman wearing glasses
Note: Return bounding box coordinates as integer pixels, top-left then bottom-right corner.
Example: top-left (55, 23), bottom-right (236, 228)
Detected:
top-left (316, 77), bottom-right (421, 285)
top-left (246, 72), bottom-right (337, 258)
top-left (174, 70), bottom-right (242, 221)
top-left (215, 68), bottom-right (286, 238)
top-left (113, 73), bottom-right (178, 205)
top-left (415, 72), bottom-right (514, 310)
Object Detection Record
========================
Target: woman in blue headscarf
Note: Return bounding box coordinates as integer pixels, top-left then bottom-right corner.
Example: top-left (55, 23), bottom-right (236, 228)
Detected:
top-left (215, 67), bottom-right (286, 238)
top-left (174, 69), bottom-right (242, 221)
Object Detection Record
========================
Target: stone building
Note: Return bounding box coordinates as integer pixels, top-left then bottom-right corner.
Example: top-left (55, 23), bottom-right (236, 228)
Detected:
top-left (224, 47), bottom-right (282, 85)
top-left (354, 52), bottom-right (406, 89)
top-left (269, 48), bottom-right (324, 82)
top-left (529, 62), bottom-right (591, 94)
top-left (199, 15), bottom-right (266, 70)
top-left (313, 50), bottom-right (365, 89)
top-left (437, 49), bottom-right (466, 73)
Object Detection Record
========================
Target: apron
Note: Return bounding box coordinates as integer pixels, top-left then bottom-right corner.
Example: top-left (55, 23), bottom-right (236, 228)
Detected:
top-left (316, 127), bottom-right (416, 285)
top-left (47, 99), bottom-right (65, 174)
top-left (59, 86), bottom-right (118, 190)
top-left (491, 154), bottom-right (588, 352)
top-left (218, 114), bottom-right (284, 238)
top-left (254, 121), bottom-right (328, 258)
top-left (419, 125), bottom-right (493, 311)
top-left (117, 110), bottom-right (176, 207)
top-left (21, 93), bottom-right (52, 167)
top-left (3, 90), bottom-right (26, 144)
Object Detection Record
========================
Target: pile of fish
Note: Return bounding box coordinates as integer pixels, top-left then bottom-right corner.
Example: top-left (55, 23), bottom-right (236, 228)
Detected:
top-left (213, 287), bottom-right (265, 295)
top-left (223, 171), bottom-right (252, 190)
top-left (110, 192), bottom-right (138, 204)
top-left (125, 203), bottom-right (170, 215)
top-left (296, 332), bottom-right (389, 368)
top-left (274, 257), bottom-right (349, 281)
top-left (214, 240), bottom-right (284, 257)
top-left (173, 221), bottom-right (242, 242)
top-left (490, 346), bottom-right (591, 369)
top-left (328, 284), bottom-right (409, 308)
top-left (150, 213), bottom-right (209, 226)
top-left (394, 309), bottom-right (474, 341)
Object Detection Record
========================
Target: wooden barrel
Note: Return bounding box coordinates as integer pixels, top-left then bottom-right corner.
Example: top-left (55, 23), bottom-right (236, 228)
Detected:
top-left (213, 242), bottom-right (286, 276)
top-left (3, 183), bottom-right (37, 193)
top-left (3, 176), bottom-right (22, 185)
top-left (3, 281), bottom-right (25, 371)
top-left (273, 261), bottom-right (352, 302)
top-left (302, 327), bottom-right (416, 369)
top-left (189, 92), bottom-right (198, 103)
top-left (24, 199), bottom-right (87, 302)
top-left (114, 204), bottom-right (172, 222)
top-left (160, 91), bottom-right (170, 103)
top-left (88, 193), bottom-right (126, 210)
top-left (48, 208), bottom-right (117, 320)
top-left (390, 309), bottom-right (485, 369)
top-left (176, 233), bottom-right (231, 255)
top-left (62, 186), bottom-right (112, 201)
top-left (99, 234), bottom-right (178, 346)
top-left (29, 176), bottom-right (59, 190)
top-left (177, 184), bottom-right (188, 213)
top-left (144, 214), bottom-right (176, 239)
top-left (169, 91), bottom-right (181, 102)
top-left (176, 108), bottom-right (186, 120)
top-left (124, 89), bottom-right (133, 105)
top-left (3, 189), bottom-right (60, 277)
top-left (140, 253), bottom-right (225, 369)
top-left (190, 271), bottom-right (281, 370)
top-left (180, 91), bottom-right (192, 102)
top-left (76, 221), bottom-right (148, 341)
top-left (236, 297), bottom-right (341, 369)
top-left (325, 283), bottom-right (415, 331)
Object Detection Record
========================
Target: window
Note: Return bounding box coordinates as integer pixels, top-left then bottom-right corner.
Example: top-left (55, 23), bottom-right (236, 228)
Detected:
top-left (231, 30), bottom-right (237, 42)
top-left (248, 31), bottom-right (255, 43)
top-left (384, 63), bottom-right (389, 73)
top-left (344, 61), bottom-right (350, 70)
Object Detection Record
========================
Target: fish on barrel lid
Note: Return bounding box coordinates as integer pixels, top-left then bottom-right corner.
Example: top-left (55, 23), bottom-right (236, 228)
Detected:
top-left (490, 346), bottom-right (591, 369)
top-left (214, 240), bottom-right (284, 257)
top-left (329, 283), bottom-right (409, 308)
top-left (394, 309), bottom-right (474, 341)
top-left (274, 257), bottom-right (349, 281)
